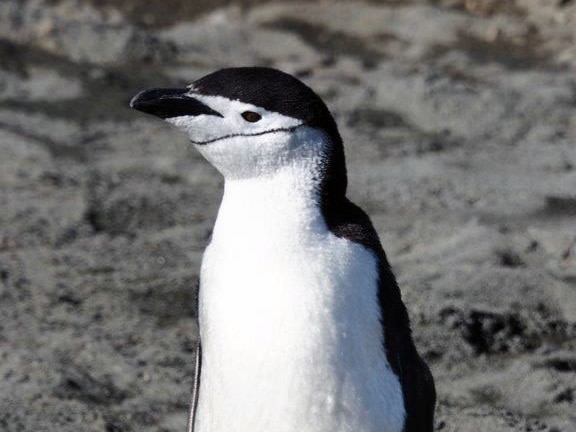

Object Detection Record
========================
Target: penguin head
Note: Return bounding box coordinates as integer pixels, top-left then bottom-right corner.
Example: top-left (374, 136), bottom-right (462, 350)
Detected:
top-left (130, 67), bottom-right (346, 193)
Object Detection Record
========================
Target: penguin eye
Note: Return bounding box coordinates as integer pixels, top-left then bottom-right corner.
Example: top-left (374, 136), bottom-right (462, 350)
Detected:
top-left (241, 111), bottom-right (262, 123)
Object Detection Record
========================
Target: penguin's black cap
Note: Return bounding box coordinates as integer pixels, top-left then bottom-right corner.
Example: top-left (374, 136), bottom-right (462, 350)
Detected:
top-left (191, 67), bottom-right (341, 141)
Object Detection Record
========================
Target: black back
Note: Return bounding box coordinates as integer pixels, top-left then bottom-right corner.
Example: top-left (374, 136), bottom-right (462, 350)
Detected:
top-left (323, 197), bottom-right (436, 432)
top-left (189, 67), bottom-right (435, 431)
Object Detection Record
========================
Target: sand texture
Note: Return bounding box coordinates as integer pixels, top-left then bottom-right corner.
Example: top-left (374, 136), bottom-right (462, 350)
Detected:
top-left (0, 0), bottom-right (575, 431)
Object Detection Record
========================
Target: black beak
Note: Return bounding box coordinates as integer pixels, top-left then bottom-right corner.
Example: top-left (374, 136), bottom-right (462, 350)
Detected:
top-left (129, 88), bottom-right (222, 119)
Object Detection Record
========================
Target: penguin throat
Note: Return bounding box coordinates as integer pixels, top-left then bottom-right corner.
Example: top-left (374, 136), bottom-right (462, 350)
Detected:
top-left (212, 168), bottom-right (326, 244)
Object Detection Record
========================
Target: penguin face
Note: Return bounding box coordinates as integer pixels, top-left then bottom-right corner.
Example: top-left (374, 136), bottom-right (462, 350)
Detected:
top-left (166, 93), bottom-right (314, 179)
top-left (130, 67), bottom-right (343, 180)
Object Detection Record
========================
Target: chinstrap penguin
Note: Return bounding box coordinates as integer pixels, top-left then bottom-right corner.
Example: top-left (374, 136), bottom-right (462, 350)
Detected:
top-left (130, 67), bottom-right (435, 432)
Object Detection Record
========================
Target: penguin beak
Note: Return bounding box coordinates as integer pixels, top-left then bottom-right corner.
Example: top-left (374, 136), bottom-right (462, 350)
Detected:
top-left (130, 88), bottom-right (222, 119)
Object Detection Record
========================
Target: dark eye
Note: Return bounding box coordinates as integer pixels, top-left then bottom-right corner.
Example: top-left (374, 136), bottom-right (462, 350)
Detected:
top-left (241, 111), bottom-right (262, 123)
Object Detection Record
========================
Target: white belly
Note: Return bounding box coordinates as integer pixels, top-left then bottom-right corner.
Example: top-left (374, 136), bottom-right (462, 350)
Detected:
top-left (194, 212), bottom-right (405, 432)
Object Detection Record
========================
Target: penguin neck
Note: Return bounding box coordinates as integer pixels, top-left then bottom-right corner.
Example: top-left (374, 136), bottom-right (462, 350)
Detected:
top-left (210, 128), bottom-right (348, 244)
top-left (212, 166), bottom-right (327, 244)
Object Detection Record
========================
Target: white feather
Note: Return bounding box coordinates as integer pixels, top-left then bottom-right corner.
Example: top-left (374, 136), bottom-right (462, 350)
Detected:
top-left (168, 100), bottom-right (405, 432)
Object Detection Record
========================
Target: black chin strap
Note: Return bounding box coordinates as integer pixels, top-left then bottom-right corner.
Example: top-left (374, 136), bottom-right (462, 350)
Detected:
top-left (186, 341), bottom-right (202, 432)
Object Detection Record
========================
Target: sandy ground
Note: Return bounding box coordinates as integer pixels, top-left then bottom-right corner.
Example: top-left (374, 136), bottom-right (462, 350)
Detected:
top-left (0, 0), bottom-right (575, 431)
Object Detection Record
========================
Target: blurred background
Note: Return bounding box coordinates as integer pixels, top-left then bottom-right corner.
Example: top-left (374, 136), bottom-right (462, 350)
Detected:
top-left (1, 0), bottom-right (575, 431)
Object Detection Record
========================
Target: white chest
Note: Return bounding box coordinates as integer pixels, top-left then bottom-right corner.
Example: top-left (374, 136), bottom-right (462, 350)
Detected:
top-left (194, 178), bottom-right (405, 432)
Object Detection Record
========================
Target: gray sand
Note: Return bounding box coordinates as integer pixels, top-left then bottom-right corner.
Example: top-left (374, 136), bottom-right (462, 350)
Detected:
top-left (0, 0), bottom-right (575, 431)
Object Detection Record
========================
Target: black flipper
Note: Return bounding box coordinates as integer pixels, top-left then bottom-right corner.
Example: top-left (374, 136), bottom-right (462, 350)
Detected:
top-left (186, 340), bottom-right (202, 432)
top-left (187, 278), bottom-right (202, 432)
